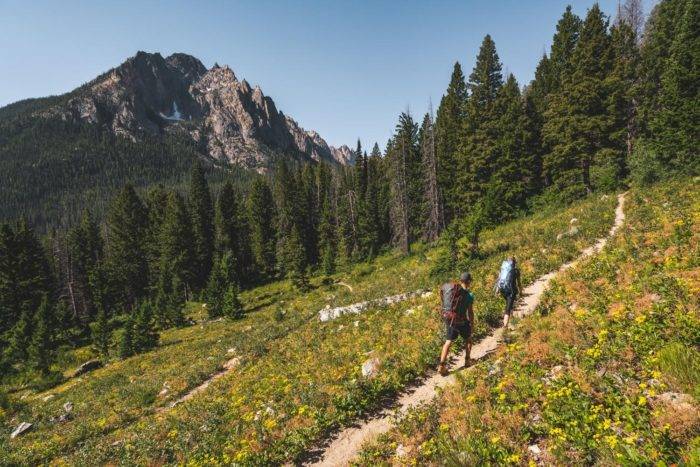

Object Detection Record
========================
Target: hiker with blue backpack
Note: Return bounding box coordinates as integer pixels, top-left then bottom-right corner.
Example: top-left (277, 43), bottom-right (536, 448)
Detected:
top-left (437, 272), bottom-right (475, 376)
top-left (494, 257), bottom-right (522, 328)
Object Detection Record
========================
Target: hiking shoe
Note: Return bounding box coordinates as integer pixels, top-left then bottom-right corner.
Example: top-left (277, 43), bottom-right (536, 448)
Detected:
top-left (438, 363), bottom-right (448, 376)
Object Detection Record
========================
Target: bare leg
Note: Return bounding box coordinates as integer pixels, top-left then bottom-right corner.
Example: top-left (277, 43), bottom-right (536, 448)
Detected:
top-left (502, 313), bottom-right (510, 328)
top-left (464, 338), bottom-right (472, 367)
top-left (440, 340), bottom-right (453, 364)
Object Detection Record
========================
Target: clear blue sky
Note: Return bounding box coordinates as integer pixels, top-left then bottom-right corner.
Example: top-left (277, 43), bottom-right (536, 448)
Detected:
top-left (1, 0), bottom-right (655, 149)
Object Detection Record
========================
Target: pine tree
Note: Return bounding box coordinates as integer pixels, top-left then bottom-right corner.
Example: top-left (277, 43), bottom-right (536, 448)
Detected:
top-left (387, 113), bottom-right (418, 254)
top-left (457, 34), bottom-right (504, 209)
top-left (354, 139), bottom-right (368, 197)
top-left (606, 20), bottom-right (640, 186)
top-left (30, 295), bottom-right (54, 375)
top-left (188, 162), bottom-right (215, 292)
top-left (650, 0), bottom-right (699, 173)
top-left (637, 0), bottom-right (686, 133)
top-left (132, 300), bottom-right (158, 353)
top-left (248, 178), bottom-right (277, 279)
top-left (7, 308), bottom-right (32, 365)
top-left (222, 285), bottom-right (244, 319)
top-left (435, 62), bottom-right (468, 223)
top-left (281, 226), bottom-right (309, 291)
top-left (144, 185), bottom-right (169, 291)
top-left (154, 262), bottom-right (185, 327)
top-left (106, 185), bottom-right (148, 309)
top-left (66, 209), bottom-right (103, 325)
top-left (160, 191), bottom-right (195, 297)
top-left (420, 109), bottom-right (444, 242)
top-left (549, 6), bottom-right (582, 89)
top-left (216, 181), bottom-right (247, 281)
top-left (205, 251), bottom-right (236, 319)
top-left (543, 4), bottom-right (614, 200)
top-left (488, 74), bottom-right (531, 218)
top-left (90, 306), bottom-right (111, 357)
top-left (299, 164), bottom-right (320, 266)
top-left (318, 194), bottom-right (337, 277)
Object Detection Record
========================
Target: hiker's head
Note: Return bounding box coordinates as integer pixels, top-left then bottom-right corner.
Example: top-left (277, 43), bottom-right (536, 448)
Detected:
top-left (510, 256), bottom-right (517, 265)
top-left (459, 272), bottom-right (472, 288)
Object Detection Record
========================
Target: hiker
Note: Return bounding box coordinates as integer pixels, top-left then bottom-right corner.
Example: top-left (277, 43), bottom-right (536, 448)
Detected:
top-left (437, 272), bottom-right (475, 376)
top-left (494, 257), bottom-right (522, 328)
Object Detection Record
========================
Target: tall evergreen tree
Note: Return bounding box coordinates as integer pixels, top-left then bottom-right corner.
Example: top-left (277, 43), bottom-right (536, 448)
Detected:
top-left (638, 0), bottom-right (686, 133)
top-left (387, 112), bottom-right (421, 254)
top-left (607, 19), bottom-right (640, 185)
top-left (549, 6), bottom-right (583, 89)
top-left (435, 62), bottom-right (468, 222)
top-left (160, 192), bottom-right (195, 298)
top-left (247, 178), bottom-right (277, 279)
top-left (543, 4), bottom-right (614, 200)
top-left (90, 306), bottom-right (111, 358)
top-left (215, 181), bottom-right (247, 281)
top-left (0, 222), bottom-right (52, 335)
top-left (144, 185), bottom-right (169, 291)
top-left (119, 314), bottom-right (134, 359)
top-left (66, 210), bottom-right (103, 325)
top-left (188, 162), bottom-right (215, 292)
top-left (420, 110), bottom-right (444, 242)
top-left (132, 300), bottom-right (158, 353)
top-left (488, 74), bottom-right (532, 218)
top-left (649, 0), bottom-right (699, 173)
top-left (105, 185), bottom-right (148, 309)
top-left (281, 225), bottom-right (310, 291)
top-left (457, 34), bottom-right (504, 209)
top-left (318, 192), bottom-right (337, 276)
top-left (30, 295), bottom-right (54, 375)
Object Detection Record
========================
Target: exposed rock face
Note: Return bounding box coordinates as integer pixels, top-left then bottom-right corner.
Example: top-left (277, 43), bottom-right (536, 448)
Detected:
top-left (44, 51), bottom-right (351, 168)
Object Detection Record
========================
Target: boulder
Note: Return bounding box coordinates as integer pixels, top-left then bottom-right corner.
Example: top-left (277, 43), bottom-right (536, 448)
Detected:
top-left (10, 422), bottom-right (32, 439)
top-left (72, 359), bottom-right (102, 377)
top-left (570, 217), bottom-right (578, 224)
top-left (568, 226), bottom-right (580, 236)
top-left (361, 357), bottom-right (381, 378)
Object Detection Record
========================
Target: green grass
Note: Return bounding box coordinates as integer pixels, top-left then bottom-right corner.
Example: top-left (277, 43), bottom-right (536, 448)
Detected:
top-left (657, 343), bottom-right (700, 400)
top-left (0, 193), bottom-right (618, 465)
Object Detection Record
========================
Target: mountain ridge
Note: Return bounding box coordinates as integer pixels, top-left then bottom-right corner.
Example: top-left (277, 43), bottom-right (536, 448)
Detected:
top-left (10, 50), bottom-right (354, 169)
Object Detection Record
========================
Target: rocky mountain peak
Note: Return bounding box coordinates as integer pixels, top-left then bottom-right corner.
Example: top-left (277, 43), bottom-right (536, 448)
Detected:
top-left (45, 51), bottom-right (352, 168)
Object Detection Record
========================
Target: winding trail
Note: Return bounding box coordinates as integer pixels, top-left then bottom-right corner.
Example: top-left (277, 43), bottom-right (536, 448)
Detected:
top-left (306, 193), bottom-right (627, 466)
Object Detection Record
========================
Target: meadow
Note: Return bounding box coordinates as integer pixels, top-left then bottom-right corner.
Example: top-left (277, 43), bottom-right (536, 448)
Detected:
top-left (355, 178), bottom-right (699, 465)
top-left (0, 193), bottom-right (618, 465)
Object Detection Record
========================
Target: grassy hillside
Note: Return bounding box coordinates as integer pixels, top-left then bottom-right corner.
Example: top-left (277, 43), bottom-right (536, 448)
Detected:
top-left (0, 192), bottom-right (618, 464)
top-left (356, 179), bottom-right (699, 465)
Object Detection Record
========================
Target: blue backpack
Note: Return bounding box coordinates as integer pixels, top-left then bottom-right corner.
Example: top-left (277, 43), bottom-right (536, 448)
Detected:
top-left (495, 259), bottom-right (515, 295)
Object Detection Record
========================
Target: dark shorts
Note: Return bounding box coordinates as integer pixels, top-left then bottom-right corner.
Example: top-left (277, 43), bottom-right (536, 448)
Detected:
top-left (502, 291), bottom-right (517, 315)
top-left (444, 319), bottom-right (471, 341)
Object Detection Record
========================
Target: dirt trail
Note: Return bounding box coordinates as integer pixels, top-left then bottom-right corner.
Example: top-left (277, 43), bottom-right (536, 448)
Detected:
top-left (306, 193), bottom-right (626, 467)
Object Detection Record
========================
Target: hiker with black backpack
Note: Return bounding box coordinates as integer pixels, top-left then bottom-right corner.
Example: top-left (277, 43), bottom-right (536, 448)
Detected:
top-left (494, 257), bottom-right (522, 328)
top-left (437, 272), bottom-right (475, 376)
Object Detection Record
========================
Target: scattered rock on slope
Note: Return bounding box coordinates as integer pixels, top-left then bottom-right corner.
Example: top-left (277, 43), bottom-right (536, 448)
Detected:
top-left (10, 422), bottom-right (32, 439)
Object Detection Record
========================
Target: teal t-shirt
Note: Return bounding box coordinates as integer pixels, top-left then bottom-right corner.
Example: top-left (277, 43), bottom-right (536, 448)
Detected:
top-left (456, 289), bottom-right (474, 318)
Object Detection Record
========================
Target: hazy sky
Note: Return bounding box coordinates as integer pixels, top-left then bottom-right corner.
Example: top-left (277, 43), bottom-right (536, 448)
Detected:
top-left (1, 0), bottom-right (656, 149)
